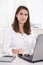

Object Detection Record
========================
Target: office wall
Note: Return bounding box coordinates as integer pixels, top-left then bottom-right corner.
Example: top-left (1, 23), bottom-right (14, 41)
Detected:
top-left (0, 0), bottom-right (43, 45)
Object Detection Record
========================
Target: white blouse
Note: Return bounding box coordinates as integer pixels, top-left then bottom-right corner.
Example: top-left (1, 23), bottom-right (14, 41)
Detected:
top-left (3, 27), bottom-right (36, 55)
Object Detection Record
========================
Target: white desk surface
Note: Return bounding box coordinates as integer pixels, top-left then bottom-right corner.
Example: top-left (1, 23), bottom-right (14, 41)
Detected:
top-left (0, 56), bottom-right (43, 65)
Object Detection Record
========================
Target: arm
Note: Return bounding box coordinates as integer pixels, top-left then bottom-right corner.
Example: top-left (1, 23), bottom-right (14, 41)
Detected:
top-left (30, 35), bottom-right (36, 55)
top-left (23, 34), bottom-right (36, 55)
top-left (3, 28), bottom-right (24, 55)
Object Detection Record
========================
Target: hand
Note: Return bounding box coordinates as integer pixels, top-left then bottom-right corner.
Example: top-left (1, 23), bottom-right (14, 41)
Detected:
top-left (12, 48), bottom-right (24, 55)
top-left (12, 49), bottom-right (18, 54)
top-left (18, 48), bottom-right (24, 54)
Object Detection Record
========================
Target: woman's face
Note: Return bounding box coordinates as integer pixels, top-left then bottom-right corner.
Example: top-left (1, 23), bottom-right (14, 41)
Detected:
top-left (16, 9), bottom-right (28, 24)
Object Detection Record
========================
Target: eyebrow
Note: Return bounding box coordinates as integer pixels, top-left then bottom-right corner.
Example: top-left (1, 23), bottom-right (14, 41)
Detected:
top-left (20, 13), bottom-right (28, 15)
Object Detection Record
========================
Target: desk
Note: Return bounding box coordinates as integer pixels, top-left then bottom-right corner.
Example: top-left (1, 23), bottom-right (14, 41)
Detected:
top-left (0, 56), bottom-right (43, 65)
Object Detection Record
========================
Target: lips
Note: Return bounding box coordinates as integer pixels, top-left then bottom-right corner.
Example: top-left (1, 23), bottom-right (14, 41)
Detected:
top-left (21, 19), bottom-right (25, 21)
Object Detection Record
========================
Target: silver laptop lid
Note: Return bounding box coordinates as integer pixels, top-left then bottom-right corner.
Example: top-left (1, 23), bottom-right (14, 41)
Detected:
top-left (32, 34), bottom-right (43, 61)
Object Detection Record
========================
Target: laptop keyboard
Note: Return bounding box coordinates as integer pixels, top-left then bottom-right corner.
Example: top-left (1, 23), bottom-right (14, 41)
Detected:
top-left (18, 54), bottom-right (33, 60)
top-left (24, 54), bottom-right (30, 57)
top-left (24, 54), bottom-right (33, 59)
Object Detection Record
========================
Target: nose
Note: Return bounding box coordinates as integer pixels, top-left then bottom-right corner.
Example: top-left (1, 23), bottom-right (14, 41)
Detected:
top-left (22, 14), bottom-right (26, 18)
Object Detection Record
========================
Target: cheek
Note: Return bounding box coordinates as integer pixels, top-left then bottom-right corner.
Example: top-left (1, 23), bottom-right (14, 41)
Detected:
top-left (17, 15), bottom-right (28, 22)
top-left (17, 16), bottom-right (21, 21)
top-left (26, 16), bottom-right (28, 19)
top-left (25, 16), bottom-right (28, 21)
top-left (17, 15), bottom-right (20, 21)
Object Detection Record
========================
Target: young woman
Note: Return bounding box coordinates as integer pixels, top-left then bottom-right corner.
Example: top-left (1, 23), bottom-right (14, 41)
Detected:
top-left (3, 6), bottom-right (36, 55)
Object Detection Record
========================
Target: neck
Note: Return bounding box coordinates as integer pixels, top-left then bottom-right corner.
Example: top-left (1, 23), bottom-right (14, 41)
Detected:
top-left (19, 23), bottom-right (24, 35)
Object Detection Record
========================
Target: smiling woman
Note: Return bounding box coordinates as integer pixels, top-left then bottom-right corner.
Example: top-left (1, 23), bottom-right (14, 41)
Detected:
top-left (3, 6), bottom-right (36, 56)
top-left (12, 6), bottom-right (31, 35)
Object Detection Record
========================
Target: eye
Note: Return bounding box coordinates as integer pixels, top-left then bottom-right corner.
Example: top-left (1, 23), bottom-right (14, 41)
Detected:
top-left (20, 13), bottom-right (23, 15)
top-left (25, 14), bottom-right (28, 16)
top-left (19, 13), bottom-right (28, 16)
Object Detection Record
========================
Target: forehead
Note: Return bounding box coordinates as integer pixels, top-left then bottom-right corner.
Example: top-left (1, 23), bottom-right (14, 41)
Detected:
top-left (19, 9), bottom-right (28, 13)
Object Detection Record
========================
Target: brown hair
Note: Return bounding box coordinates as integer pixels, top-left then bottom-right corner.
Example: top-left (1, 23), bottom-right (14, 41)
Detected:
top-left (12, 6), bottom-right (31, 35)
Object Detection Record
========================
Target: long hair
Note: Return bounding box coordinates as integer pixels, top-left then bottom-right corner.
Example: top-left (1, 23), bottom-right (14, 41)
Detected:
top-left (12, 6), bottom-right (31, 35)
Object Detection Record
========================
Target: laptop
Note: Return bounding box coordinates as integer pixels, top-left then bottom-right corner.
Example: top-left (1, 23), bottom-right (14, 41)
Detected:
top-left (0, 55), bottom-right (16, 62)
top-left (18, 34), bottom-right (43, 63)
